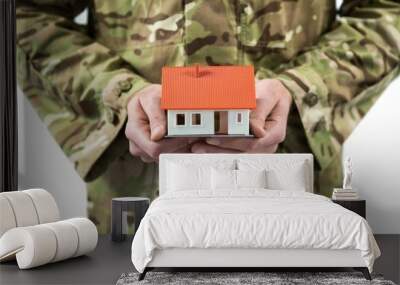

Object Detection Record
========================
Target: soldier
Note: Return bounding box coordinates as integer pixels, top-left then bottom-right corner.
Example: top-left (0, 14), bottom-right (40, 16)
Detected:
top-left (16, 0), bottom-right (400, 233)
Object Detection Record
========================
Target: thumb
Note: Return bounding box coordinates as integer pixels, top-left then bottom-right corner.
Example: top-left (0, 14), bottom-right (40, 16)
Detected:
top-left (250, 80), bottom-right (278, 138)
top-left (147, 108), bottom-right (166, 141)
top-left (139, 89), bottom-right (166, 141)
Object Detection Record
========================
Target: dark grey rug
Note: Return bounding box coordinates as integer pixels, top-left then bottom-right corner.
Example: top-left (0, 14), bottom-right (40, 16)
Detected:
top-left (116, 272), bottom-right (396, 285)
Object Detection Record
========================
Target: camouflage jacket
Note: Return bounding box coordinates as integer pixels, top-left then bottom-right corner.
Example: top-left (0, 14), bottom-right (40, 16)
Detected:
top-left (16, 0), bottom-right (400, 190)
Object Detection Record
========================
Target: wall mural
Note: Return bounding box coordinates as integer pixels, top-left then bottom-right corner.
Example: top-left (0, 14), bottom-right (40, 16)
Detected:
top-left (15, 0), bottom-right (400, 233)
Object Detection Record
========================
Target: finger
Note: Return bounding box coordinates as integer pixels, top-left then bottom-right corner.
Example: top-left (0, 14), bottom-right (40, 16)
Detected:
top-left (134, 129), bottom-right (190, 159)
top-left (128, 122), bottom-right (190, 159)
top-left (127, 100), bottom-right (190, 159)
top-left (172, 144), bottom-right (192, 154)
top-left (256, 98), bottom-right (291, 146)
top-left (129, 141), bottom-right (154, 162)
top-left (205, 117), bottom-right (288, 152)
top-left (138, 87), bottom-right (166, 141)
top-left (253, 143), bottom-right (279, 153)
top-left (152, 144), bottom-right (192, 165)
top-left (141, 155), bottom-right (155, 163)
top-left (250, 82), bottom-right (279, 137)
top-left (129, 140), bottom-right (143, 157)
top-left (205, 137), bottom-right (256, 152)
top-left (255, 120), bottom-right (286, 148)
top-left (268, 90), bottom-right (292, 120)
top-left (191, 142), bottom-right (241, 154)
top-left (205, 137), bottom-right (279, 153)
top-left (126, 97), bottom-right (150, 147)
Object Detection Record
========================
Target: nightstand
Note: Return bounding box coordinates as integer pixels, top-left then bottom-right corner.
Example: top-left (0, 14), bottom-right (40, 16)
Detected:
top-left (111, 197), bottom-right (150, 242)
top-left (332, 199), bottom-right (366, 219)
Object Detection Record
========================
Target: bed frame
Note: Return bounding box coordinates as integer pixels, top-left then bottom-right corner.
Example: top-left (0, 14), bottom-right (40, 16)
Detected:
top-left (139, 154), bottom-right (371, 281)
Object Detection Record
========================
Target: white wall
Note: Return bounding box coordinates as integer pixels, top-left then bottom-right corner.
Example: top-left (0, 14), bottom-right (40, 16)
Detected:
top-left (335, 0), bottom-right (399, 235)
top-left (17, 88), bottom-right (87, 219)
top-left (167, 110), bottom-right (214, 135)
top-left (343, 76), bottom-right (400, 234)
top-left (228, 109), bottom-right (250, 135)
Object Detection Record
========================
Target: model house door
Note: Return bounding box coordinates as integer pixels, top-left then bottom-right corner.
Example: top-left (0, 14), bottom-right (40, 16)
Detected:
top-left (214, 111), bottom-right (228, 134)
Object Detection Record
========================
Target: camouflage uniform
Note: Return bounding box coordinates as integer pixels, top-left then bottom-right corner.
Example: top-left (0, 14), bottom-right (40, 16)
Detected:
top-left (16, 0), bottom-right (400, 233)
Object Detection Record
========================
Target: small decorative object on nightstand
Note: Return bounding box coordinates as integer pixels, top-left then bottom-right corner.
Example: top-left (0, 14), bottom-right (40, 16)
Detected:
top-left (111, 197), bottom-right (149, 242)
top-left (332, 199), bottom-right (366, 219)
top-left (342, 156), bottom-right (353, 190)
top-left (332, 156), bottom-right (360, 200)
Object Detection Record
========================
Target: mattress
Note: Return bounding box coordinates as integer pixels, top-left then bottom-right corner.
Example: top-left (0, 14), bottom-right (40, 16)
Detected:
top-left (131, 190), bottom-right (380, 273)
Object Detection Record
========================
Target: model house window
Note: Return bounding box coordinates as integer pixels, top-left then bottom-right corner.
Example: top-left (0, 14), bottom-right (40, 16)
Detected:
top-left (176, 113), bottom-right (185, 126)
top-left (191, 113), bottom-right (201, 126)
top-left (236, 112), bottom-right (242, 124)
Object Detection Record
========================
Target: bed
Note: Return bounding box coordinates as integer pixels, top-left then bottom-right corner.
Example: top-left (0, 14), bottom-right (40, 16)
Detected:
top-left (131, 154), bottom-right (380, 281)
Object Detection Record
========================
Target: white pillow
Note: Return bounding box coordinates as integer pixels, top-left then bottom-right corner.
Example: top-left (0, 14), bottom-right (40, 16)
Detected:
top-left (211, 169), bottom-right (267, 190)
top-left (167, 162), bottom-right (211, 191)
top-left (266, 166), bottom-right (306, 191)
top-left (211, 168), bottom-right (237, 190)
top-left (236, 169), bottom-right (267, 189)
top-left (238, 159), bottom-right (308, 191)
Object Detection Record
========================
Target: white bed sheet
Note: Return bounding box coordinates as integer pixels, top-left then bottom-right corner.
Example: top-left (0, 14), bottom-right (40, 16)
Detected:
top-left (131, 190), bottom-right (380, 273)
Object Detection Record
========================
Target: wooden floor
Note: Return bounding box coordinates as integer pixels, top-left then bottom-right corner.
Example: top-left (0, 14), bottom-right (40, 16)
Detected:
top-left (0, 235), bottom-right (398, 285)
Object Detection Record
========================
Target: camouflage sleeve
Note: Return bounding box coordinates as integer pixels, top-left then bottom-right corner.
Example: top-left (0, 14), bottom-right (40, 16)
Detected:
top-left (266, 0), bottom-right (400, 173)
top-left (16, 0), bottom-right (150, 181)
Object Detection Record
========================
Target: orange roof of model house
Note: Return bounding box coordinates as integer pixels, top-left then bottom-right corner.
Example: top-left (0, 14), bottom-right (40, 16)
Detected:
top-left (161, 65), bottom-right (256, 110)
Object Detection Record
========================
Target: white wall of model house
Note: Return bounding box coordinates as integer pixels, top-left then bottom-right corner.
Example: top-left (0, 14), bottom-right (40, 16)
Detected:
top-left (167, 110), bottom-right (214, 136)
top-left (228, 110), bottom-right (249, 135)
top-left (167, 109), bottom-right (249, 136)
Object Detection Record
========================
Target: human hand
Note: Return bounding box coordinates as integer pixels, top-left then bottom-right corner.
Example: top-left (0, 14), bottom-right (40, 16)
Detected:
top-left (125, 84), bottom-right (193, 162)
top-left (191, 79), bottom-right (292, 153)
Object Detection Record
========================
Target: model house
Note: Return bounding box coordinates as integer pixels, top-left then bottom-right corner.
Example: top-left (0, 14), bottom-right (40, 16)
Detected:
top-left (161, 65), bottom-right (256, 137)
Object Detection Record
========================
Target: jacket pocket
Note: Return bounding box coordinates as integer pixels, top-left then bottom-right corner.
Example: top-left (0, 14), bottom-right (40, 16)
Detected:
top-left (238, 0), bottom-right (335, 59)
top-left (238, 0), bottom-right (288, 49)
top-left (96, 0), bottom-right (185, 50)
